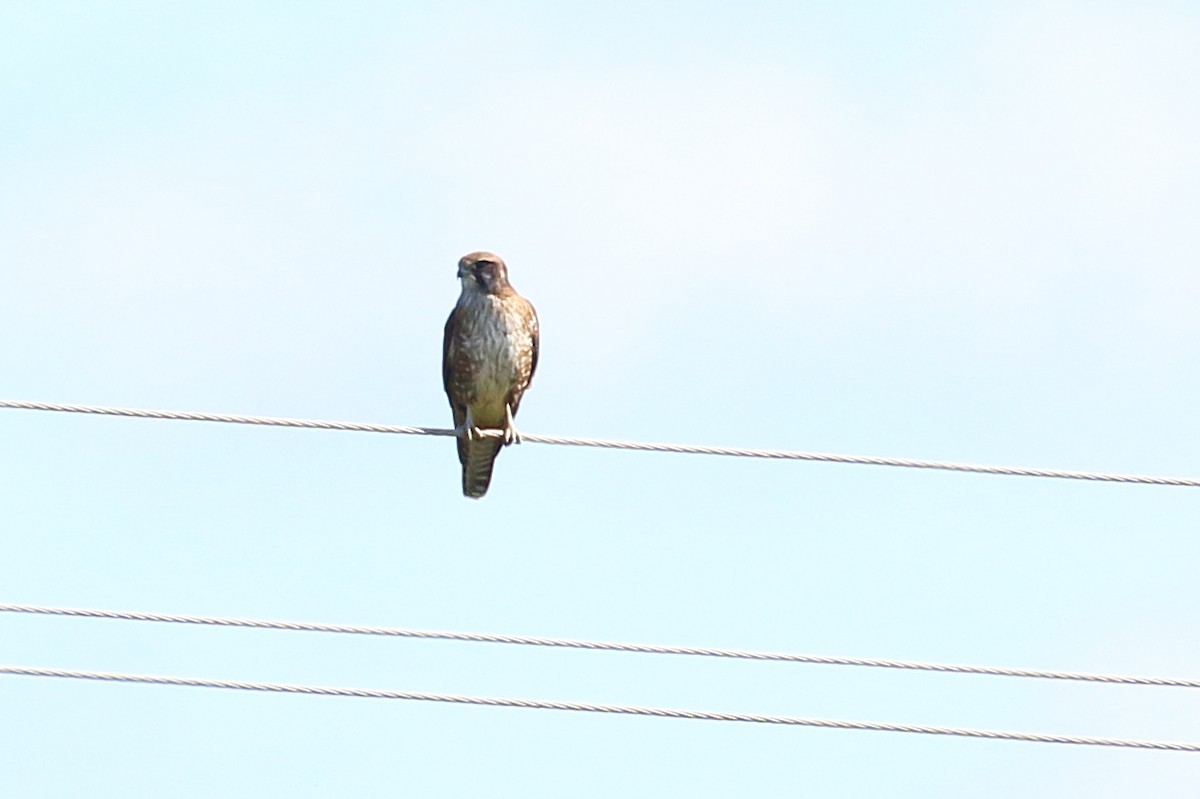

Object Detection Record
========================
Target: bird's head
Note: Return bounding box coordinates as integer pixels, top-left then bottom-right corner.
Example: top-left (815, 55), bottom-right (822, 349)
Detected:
top-left (457, 251), bottom-right (509, 294)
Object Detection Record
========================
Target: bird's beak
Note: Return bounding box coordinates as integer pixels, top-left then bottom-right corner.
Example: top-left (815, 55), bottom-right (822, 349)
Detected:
top-left (457, 263), bottom-right (470, 279)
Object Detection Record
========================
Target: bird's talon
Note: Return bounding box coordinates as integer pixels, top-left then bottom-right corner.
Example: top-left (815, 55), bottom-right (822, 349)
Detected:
top-left (453, 423), bottom-right (483, 441)
top-left (503, 405), bottom-right (522, 446)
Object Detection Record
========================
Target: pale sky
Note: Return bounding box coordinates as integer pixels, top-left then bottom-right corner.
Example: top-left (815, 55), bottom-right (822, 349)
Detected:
top-left (2, 2), bottom-right (1200, 796)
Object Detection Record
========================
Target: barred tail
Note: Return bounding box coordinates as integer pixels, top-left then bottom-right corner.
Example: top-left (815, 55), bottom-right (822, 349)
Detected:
top-left (460, 437), bottom-right (503, 499)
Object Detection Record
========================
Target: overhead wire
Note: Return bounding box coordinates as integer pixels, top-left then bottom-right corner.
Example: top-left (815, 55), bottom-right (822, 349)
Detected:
top-left (4, 602), bottom-right (1198, 689)
top-left (3, 665), bottom-right (1197, 752)
top-left (2, 399), bottom-right (1198, 487)
top-left (4, 399), bottom-right (1198, 752)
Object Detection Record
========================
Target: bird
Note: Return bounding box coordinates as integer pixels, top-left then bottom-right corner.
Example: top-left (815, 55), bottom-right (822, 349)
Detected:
top-left (442, 251), bottom-right (540, 498)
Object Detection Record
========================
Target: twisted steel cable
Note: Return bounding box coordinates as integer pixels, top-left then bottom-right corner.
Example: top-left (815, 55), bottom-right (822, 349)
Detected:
top-left (4, 603), bottom-right (1198, 689)
top-left (4, 665), bottom-right (1198, 752)
top-left (2, 399), bottom-right (1197, 486)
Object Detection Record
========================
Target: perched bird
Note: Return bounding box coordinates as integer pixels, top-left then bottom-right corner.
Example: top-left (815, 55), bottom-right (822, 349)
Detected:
top-left (442, 251), bottom-right (540, 498)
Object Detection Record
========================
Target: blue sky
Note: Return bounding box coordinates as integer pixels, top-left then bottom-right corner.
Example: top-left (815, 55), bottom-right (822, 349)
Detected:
top-left (2, 1), bottom-right (1200, 795)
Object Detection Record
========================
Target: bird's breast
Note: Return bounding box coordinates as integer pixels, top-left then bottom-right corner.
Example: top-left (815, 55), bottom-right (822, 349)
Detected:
top-left (455, 295), bottom-right (533, 412)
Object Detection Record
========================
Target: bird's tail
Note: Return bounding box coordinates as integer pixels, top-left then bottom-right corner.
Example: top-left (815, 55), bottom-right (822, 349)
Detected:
top-left (459, 436), bottom-right (503, 499)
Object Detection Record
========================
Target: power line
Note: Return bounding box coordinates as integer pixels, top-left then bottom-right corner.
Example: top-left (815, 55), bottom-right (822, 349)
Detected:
top-left (2, 399), bottom-right (1198, 487)
top-left (3, 664), bottom-right (1196, 752)
top-left (4, 603), bottom-right (1197, 690)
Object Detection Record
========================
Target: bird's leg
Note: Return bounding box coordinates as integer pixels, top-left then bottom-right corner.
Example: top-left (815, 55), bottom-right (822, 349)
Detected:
top-left (455, 406), bottom-right (482, 441)
top-left (503, 403), bottom-right (522, 446)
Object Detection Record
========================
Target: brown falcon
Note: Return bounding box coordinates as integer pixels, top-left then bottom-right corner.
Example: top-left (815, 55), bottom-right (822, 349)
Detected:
top-left (442, 251), bottom-right (539, 498)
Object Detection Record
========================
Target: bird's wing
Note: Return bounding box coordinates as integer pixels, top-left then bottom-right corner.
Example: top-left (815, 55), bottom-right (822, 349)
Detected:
top-left (528, 303), bottom-right (540, 383)
top-left (442, 306), bottom-right (461, 401)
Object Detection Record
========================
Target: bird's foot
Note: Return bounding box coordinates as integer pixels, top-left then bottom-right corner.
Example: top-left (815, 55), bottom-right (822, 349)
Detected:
top-left (454, 423), bottom-right (484, 441)
top-left (455, 408), bottom-right (483, 441)
top-left (503, 404), bottom-right (522, 446)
